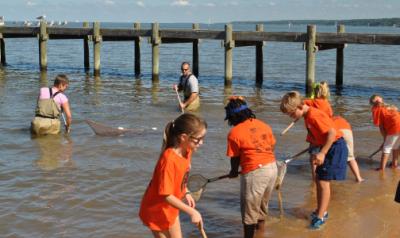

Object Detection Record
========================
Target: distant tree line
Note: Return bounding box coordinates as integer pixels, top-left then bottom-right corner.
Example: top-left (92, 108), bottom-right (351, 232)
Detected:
top-left (233, 18), bottom-right (400, 27)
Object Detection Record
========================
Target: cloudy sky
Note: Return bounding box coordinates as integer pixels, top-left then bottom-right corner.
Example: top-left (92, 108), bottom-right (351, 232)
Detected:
top-left (2, 0), bottom-right (399, 23)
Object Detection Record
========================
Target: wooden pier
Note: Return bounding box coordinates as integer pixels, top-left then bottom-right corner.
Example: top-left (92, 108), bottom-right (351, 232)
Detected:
top-left (1, 21), bottom-right (400, 96)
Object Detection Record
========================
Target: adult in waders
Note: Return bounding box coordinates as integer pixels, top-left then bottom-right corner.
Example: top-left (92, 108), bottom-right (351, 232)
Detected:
top-left (31, 74), bottom-right (72, 135)
top-left (173, 62), bottom-right (200, 112)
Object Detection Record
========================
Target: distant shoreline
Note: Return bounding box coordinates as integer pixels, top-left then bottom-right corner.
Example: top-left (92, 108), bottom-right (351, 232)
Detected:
top-left (233, 18), bottom-right (400, 27)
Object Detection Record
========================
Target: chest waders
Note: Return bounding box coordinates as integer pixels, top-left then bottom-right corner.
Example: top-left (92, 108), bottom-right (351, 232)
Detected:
top-left (179, 74), bottom-right (200, 111)
top-left (31, 88), bottom-right (62, 135)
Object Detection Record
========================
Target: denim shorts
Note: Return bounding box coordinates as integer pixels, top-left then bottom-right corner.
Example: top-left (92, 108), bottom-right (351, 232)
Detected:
top-left (316, 138), bottom-right (348, 181)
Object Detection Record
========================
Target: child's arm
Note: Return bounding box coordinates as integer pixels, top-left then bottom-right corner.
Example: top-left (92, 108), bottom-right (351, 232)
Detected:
top-left (379, 124), bottom-right (386, 138)
top-left (229, 156), bottom-right (240, 178)
top-left (165, 194), bottom-right (202, 224)
top-left (314, 128), bottom-right (336, 165)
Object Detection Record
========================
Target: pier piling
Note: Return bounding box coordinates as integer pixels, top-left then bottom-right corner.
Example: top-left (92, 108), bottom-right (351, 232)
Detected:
top-left (39, 20), bottom-right (48, 71)
top-left (336, 24), bottom-right (345, 89)
top-left (305, 25), bottom-right (316, 97)
top-left (83, 22), bottom-right (90, 73)
top-left (224, 24), bottom-right (234, 86)
top-left (152, 23), bottom-right (160, 82)
top-left (255, 24), bottom-right (264, 87)
top-left (134, 22), bottom-right (141, 78)
top-left (0, 32), bottom-right (5, 66)
top-left (93, 22), bottom-right (101, 76)
top-left (192, 23), bottom-right (199, 78)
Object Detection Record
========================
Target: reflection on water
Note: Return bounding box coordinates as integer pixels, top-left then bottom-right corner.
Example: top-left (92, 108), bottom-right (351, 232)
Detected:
top-left (33, 134), bottom-right (74, 171)
top-left (39, 71), bottom-right (48, 87)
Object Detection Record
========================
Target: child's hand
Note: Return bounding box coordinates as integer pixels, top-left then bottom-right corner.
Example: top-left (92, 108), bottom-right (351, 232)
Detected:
top-left (189, 209), bottom-right (202, 225)
top-left (313, 152), bottom-right (325, 166)
top-left (228, 169), bottom-right (239, 178)
top-left (185, 193), bottom-right (196, 208)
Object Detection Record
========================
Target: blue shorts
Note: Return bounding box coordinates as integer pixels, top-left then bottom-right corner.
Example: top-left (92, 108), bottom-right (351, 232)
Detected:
top-left (316, 138), bottom-right (348, 181)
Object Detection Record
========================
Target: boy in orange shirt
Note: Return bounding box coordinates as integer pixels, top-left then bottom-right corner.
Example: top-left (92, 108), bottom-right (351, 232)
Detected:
top-left (280, 91), bottom-right (348, 230)
top-left (370, 94), bottom-right (400, 170)
top-left (304, 81), bottom-right (363, 182)
top-left (225, 96), bottom-right (277, 238)
top-left (139, 113), bottom-right (207, 237)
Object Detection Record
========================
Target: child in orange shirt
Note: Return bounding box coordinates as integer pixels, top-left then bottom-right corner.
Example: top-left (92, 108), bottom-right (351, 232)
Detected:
top-left (224, 96), bottom-right (277, 238)
top-left (281, 91), bottom-right (348, 230)
top-left (369, 94), bottom-right (400, 170)
top-left (305, 81), bottom-right (363, 182)
top-left (139, 113), bottom-right (207, 237)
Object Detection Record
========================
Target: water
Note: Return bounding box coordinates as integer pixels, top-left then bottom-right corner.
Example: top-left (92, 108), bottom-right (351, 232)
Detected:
top-left (0, 23), bottom-right (400, 237)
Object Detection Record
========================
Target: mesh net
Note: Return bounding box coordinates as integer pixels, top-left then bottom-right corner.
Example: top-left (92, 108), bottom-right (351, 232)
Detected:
top-left (275, 161), bottom-right (287, 190)
top-left (86, 120), bottom-right (145, 136)
top-left (187, 174), bottom-right (208, 193)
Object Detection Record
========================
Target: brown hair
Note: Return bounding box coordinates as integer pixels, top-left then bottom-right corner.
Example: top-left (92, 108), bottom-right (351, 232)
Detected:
top-left (53, 74), bottom-right (69, 86)
top-left (280, 91), bottom-right (303, 113)
top-left (161, 113), bottom-right (207, 152)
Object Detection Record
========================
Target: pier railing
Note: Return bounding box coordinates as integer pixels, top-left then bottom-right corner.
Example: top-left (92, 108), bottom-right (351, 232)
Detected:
top-left (1, 21), bottom-right (400, 96)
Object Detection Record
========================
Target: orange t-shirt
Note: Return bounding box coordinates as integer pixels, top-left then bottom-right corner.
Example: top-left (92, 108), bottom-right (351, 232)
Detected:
top-left (333, 116), bottom-right (351, 130)
top-left (139, 148), bottom-right (191, 231)
top-left (371, 105), bottom-right (400, 135)
top-left (304, 98), bottom-right (334, 118)
top-left (226, 118), bottom-right (276, 174)
top-left (304, 107), bottom-right (343, 147)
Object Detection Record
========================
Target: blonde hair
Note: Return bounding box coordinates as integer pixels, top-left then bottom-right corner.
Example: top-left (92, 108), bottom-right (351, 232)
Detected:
top-left (280, 91), bottom-right (303, 113)
top-left (314, 81), bottom-right (330, 99)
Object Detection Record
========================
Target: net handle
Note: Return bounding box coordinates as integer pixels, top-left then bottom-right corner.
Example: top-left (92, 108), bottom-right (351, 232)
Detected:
top-left (208, 174), bottom-right (230, 183)
top-left (280, 118), bottom-right (299, 136)
top-left (197, 222), bottom-right (208, 238)
top-left (368, 145), bottom-right (382, 159)
top-left (284, 147), bottom-right (309, 164)
top-left (174, 86), bottom-right (184, 114)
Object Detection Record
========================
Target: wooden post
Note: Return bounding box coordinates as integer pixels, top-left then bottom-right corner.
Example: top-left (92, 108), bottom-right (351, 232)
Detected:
top-left (305, 25), bottom-right (316, 97)
top-left (224, 24), bottom-right (234, 86)
top-left (336, 24), bottom-right (345, 89)
top-left (39, 20), bottom-right (48, 71)
top-left (93, 22), bottom-right (101, 76)
top-left (151, 23), bottom-right (160, 82)
top-left (134, 22), bottom-right (141, 78)
top-left (83, 22), bottom-right (90, 73)
top-left (192, 23), bottom-right (199, 78)
top-left (0, 32), bottom-right (5, 66)
top-left (255, 24), bottom-right (264, 87)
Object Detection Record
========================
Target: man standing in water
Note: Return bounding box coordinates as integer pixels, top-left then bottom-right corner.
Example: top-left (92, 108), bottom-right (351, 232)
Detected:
top-left (173, 62), bottom-right (200, 111)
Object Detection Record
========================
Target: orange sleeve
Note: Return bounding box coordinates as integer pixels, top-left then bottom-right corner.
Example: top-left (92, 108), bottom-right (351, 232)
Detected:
top-left (372, 107), bottom-right (381, 126)
top-left (226, 132), bottom-right (240, 157)
top-left (158, 158), bottom-right (175, 196)
top-left (304, 99), bottom-right (313, 106)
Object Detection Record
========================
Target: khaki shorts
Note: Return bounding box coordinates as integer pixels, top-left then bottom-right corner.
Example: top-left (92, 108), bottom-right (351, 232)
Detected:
top-left (341, 129), bottom-right (355, 161)
top-left (383, 134), bottom-right (400, 154)
top-left (240, 162), bottom-right (277, 225)
top-left (31, 117), bottom-right (61, 135)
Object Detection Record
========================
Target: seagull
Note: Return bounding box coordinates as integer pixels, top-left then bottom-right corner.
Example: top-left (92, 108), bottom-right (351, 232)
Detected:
top-left (36, 15), bottom-right (46, 20)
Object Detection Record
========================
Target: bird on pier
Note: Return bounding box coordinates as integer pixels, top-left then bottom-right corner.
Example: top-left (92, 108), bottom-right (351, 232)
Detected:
top-left (0, 16), bottom-right (4, 26)
top-left (36, 15), bottom-right (46, 20)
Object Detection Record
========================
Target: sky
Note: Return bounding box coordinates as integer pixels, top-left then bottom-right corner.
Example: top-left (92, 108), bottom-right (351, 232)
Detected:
top-left (1, 0), bottom-right (400, 23)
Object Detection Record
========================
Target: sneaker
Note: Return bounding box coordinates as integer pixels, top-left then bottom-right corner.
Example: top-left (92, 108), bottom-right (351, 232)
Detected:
top-left (310, 211), bottom-right (328, 220)
top-left (310, 217), bottom-right (325, 230)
